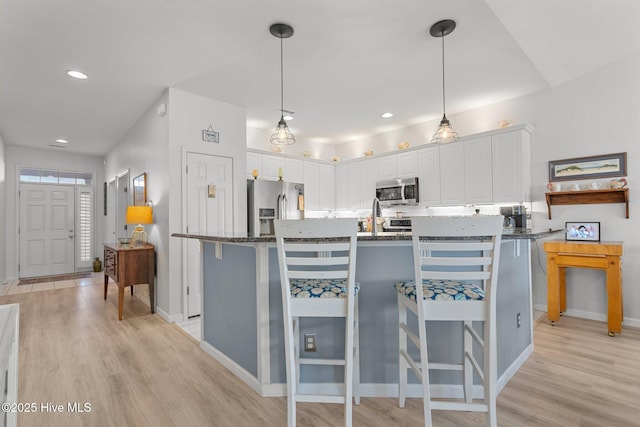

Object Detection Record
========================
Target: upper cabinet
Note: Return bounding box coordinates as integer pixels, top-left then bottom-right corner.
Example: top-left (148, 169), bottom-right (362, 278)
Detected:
top-left (377, 156), bottom-right (397, 181)
top-left (246, 152), bottom-right (262, 179)
top-left (261, 154), bottom-right (284, 181)
top-left (335, 163), bottom-right (348, 209)
top-left (418, 145), bottom-right (441, 206)
top-left (491, 129), bottom-right (531, 203)
top-left (439, 143), bottom-right (466, 205)
top-left (318, 164), bottom-right (336, 210)
top-left (360, 158), bottom-right (378, 209)
top-left (463, 136), bottom-right (493, 204)
top-left (285, 158), bottom-right (304, 183)
top-left (396, 151), bottom-right (419, 178)
top-left (303, 162), bottom-right (320, 210)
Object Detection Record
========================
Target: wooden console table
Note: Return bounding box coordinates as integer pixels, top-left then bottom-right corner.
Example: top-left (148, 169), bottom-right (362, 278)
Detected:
top-left (543, 240), bottom-right (623, 336)
top-left (104, 243), bottom-right (155, 320)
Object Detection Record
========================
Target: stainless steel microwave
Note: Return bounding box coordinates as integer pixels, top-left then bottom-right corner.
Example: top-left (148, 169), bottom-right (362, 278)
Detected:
top-left (375, 177), bottom-right (419, 205)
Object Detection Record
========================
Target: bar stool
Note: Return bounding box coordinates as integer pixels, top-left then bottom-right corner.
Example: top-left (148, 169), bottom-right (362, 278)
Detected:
top-left (274, 218), bottom-right (360, 427)
top-left (395, 215), bottom-right (503, 427)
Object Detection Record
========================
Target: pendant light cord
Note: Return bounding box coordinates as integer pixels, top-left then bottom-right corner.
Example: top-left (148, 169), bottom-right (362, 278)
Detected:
top-left (441, 31), bottom-right (446, 116)
top-left (280, 34), bottom-right (284, 118)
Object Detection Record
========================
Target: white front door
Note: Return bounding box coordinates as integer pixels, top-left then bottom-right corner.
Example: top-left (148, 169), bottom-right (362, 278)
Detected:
top-left (19, 184), bottom-right (75, 278)
top-left (186, 153), bottom-right (234, 317)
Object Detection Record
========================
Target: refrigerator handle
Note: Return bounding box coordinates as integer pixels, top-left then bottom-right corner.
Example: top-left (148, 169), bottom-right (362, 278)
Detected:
top-left (277, 194), bottom-right (282, 219)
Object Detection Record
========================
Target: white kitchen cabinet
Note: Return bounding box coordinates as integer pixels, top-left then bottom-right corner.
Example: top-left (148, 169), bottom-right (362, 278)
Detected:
top-left (318, 164), bottom-right (335, 210)
top-left (261, 154), bottom-right (284, 181)
top-left (417, 145), bottom-right (441, 206)
top-left (360, 158), bottom-right (378, 209)
top-left (285, 158), bottom-right (304, 183)
top-left (335, 163), bottom-right (348, 210)
top-left (304, 161), bottom-right (335, 211)
top-left (347, 162), bottom-right (362, 210)
top-left (463, 136), bottom-right (493, 204)
top-left (439, 142), bottom-right (465, 205)
top-left (492, 129), bottom-right (531, 203)
top-left (377, 155), bottom-right (397, 181)
top-left (397, 151), bottom-right (419, 178)
top-left (303, 162), bottom-right (320, 210)
top-left (246, 152), bottom-right (262, 179)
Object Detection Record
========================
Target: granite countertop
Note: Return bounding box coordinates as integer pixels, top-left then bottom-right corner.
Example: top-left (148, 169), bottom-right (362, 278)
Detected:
top-left (172, 228), bottom-right (563, 243)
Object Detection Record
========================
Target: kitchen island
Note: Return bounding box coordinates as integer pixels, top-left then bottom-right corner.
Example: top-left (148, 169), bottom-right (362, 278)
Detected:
top-left (172, 227), bottom-right (560, 399)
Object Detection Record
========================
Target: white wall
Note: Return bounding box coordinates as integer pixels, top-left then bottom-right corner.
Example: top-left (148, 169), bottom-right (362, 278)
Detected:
top-left (336, 50), bottom-right (640, 325)
top-left (0, 134), bottom-right (6, 283)
top-left (168, 88), bottom-right (247, 317)
top-left (4, 146), bottom-right (105, 280)
top-left (247, 125), bottom-right (336, 162)
top-left (104, 91), bottom-right (171, 315)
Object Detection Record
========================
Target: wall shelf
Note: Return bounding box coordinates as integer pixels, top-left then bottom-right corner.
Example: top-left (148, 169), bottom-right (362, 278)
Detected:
top-left (545, 188), bottom-right (629, 219)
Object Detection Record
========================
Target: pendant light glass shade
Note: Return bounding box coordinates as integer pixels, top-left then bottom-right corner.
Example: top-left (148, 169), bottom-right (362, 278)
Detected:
top-left (269, 23), bottom-right (296, 146)
top-left (430, 19), bottom-right (459, 144)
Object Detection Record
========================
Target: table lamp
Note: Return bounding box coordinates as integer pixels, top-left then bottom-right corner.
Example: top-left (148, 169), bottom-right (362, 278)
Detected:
top-left (126, 205), bottom-right (153, 246)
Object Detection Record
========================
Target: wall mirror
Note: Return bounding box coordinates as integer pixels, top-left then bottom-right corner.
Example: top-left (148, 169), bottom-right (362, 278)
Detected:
top-left (133, 172), bottom-right (147, 206)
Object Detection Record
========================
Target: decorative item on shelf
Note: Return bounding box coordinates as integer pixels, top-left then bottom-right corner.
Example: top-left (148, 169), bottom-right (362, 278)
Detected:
top-left (589, 182), bottom-right (602, 190)
top-left (610, 178), bottom-right (627, 189)
top-left (252, 169), bottom-right (259, 179)
top-left (430, 19), bottom-right (459, 144)
top-left (202, 124), bottom-right (220, 143)
top-left (93, 257), bottom-right (102, 272)
top-left (126, 205), bottom-right (153, 247)
top-left (547, 182), bottom-right (562, 192)
top-left (269, 23), bottom-right (296, 146)
top-left (332, 156), bottom-right (340, 162)
top-left (271, 145), bottom-right (282, 153)
top-left (398, 141), bottom-right (410, 150)
top-left (569, 183), bottom-right (581, 191)
top-left (303, 151), bottom-right (311, 157)
top-left (364, 150), bottom-right (374, 157)
top-left (277, 167), bottom-right (283, 181)
top-left (118, 237), bottom-right (131, 245)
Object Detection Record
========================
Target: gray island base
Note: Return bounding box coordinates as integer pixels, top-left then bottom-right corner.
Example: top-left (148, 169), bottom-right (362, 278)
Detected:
top-left (173, 228), bottom-right (560, 399)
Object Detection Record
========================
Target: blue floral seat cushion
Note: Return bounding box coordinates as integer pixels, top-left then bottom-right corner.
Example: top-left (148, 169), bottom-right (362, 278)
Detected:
top-left (289, 278), bottom-right (360, 298)
top-left (395, 279), bottom-right (484, 302)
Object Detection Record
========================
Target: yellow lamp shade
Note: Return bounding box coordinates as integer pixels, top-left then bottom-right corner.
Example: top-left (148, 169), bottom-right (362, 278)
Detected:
top-left (126, 206), bottom-right (153, 225)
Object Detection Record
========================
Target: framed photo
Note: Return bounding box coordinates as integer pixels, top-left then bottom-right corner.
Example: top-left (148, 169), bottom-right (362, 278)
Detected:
top-left (565, 222), bottom-right (600, 242)
top-left (133, 173), bottom-right (147, 206)
top-left (549, 152), bottom-right (626, 182)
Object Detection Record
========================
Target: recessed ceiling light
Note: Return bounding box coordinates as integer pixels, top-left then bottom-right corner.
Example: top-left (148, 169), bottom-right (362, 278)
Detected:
top-left (66, 70), bottom-right (88, 80)
top-left (381, 112), bottom-right (394, 118)
top-left (55, 139), bottom-right (68, 143)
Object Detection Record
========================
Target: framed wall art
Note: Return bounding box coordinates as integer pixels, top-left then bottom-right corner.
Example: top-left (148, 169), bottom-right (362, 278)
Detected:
top-left (565, 222), bottom-right (600, 242)
top-left (133, 173), bottom-right (147, 206)
top-left (549, 152), bottom-right (627, 182)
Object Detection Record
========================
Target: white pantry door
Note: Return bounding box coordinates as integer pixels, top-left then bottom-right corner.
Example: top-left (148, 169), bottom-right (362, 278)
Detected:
top-left (186, 153), bottom-right (233, 317)
top-left (19, 184), bottom-right (75, 278)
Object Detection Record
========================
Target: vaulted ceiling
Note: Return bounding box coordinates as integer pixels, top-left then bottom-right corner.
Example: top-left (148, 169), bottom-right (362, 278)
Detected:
top-left (1, 0), bottom-right (639, 155)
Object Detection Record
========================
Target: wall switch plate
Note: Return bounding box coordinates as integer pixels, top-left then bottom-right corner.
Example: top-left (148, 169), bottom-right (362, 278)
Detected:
top-left (303, 333), bottom-right (317, 352)
top-left (517, 312), bottom-right (522, 328)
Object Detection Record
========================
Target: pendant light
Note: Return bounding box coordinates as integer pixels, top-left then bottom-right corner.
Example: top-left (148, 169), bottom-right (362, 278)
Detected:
top-left (269, 23), bottom-right (296, 146)
top-left (430, 19), bottom-right (459, 144)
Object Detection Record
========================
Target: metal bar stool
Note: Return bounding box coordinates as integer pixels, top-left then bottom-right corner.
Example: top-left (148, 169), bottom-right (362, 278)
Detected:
top-left (395, 216), bottom-right (503, 427)
top-left (275, 218), bottom-right (361, 427)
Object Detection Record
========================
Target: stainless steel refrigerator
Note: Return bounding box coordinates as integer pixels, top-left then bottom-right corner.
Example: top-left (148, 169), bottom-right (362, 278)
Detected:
top-left (247, 179), bottom-right (305, 236)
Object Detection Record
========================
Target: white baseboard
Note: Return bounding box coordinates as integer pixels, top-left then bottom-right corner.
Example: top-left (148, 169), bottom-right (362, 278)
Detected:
top-left (497, 343), bottom-right (533, 393)
top-left (216, 341), bottom-right (533, 399)
top-left (200, 341), bottom-right (262, 395)
top-left (533, 304), bottom-right (640, 328)
top-left (155, 307), bottom-right (183, 324)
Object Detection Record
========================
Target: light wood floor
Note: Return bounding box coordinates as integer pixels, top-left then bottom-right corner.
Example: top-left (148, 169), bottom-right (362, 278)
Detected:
top-left (1, 283), bottom-right (638, 426)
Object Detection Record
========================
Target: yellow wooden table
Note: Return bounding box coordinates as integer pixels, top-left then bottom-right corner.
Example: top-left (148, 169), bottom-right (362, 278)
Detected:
top-left (543, 240), bottom-right (623, 336)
